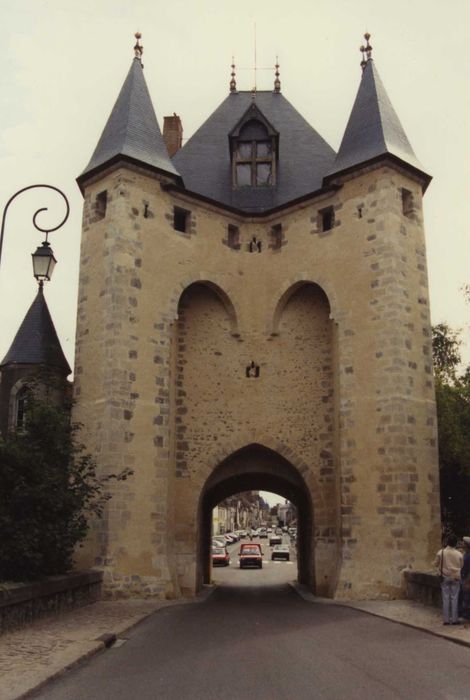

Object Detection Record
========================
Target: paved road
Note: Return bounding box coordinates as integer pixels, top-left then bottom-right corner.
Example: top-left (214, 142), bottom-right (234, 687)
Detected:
top-left (33, 579), bottom-right (470, 699)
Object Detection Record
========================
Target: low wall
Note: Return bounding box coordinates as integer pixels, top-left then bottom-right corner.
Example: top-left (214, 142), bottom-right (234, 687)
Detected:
top-left (404, 570), bottom-right (441, 608)
top-left (0, 570), bottom-right (103, 634)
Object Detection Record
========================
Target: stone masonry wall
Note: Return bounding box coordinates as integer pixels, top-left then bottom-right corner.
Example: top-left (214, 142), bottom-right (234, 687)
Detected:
top-left (73, 161), bottom-right (440, 599)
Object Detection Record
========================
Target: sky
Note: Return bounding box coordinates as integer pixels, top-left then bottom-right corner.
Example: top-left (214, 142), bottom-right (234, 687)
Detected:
top-left (0, 0), bottom-right (469, 374)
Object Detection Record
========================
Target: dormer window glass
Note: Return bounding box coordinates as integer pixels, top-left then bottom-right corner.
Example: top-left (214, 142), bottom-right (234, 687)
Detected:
top-left (231, 114), bottom-right (278, 188)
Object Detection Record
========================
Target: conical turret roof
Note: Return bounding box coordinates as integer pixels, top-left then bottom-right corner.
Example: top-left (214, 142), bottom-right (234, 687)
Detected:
top-left (325, 59), bottom-right (431, 190)
top-left (77, 57), bottom-right (181, 190)
top-left (0, 286), bottom-right (71, 375)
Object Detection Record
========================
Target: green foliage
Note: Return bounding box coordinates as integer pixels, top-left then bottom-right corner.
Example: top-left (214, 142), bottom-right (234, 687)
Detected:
top-left (0, 392), bottom-right (132, 581)
top-left (432, 322), bottom-right (462, 383)
top-left (432, 323), bottom-right (470, 535)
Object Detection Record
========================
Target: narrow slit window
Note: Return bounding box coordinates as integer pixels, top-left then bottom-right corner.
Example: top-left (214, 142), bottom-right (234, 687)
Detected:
top-left (95, 190), bottom-right (107, 221)
top-left (401, 188), bottom-right (414, 217)
top-left (271, 223), bottom-right (283, 250)
top-left (228, 224), bottom-right (240, 250)
top-left (320, 206), bottom-right (334, 232)
top-left (174, 206), bottom-right (190, 233)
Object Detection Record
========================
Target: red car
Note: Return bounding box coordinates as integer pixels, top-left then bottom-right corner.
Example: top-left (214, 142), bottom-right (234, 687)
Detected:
top-left (212, 546), bottom-right (230, 567)
top-left (239, 543), bottom-right (263, 569)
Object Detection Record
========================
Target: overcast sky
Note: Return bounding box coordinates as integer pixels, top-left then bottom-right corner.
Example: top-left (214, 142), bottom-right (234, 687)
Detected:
top-left (1, 0), bottom-right (469, 374)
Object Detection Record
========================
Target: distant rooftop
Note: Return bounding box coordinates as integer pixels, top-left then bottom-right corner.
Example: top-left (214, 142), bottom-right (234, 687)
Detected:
top-left (1, 285), bottom-right (71, 375)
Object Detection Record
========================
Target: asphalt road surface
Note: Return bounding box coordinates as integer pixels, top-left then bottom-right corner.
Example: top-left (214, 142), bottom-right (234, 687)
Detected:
top-left (32, 561), bottom-right (470, 700)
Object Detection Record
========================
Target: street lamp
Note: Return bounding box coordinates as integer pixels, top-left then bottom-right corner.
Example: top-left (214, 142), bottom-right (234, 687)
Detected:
top-left (0, 184), bottom-right (69, 274)
top-left (31, 238), bottom-right (57, 283)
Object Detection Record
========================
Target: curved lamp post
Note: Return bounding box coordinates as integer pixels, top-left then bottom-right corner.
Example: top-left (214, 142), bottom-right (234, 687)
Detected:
top-left (0, 185), bottom-right (70, 281)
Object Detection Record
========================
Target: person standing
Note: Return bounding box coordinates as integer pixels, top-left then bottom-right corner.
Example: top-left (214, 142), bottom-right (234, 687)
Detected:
top-left (435, 534), bottom-right (463, 625)
top-left (460, 536), bottom-right (470, 620)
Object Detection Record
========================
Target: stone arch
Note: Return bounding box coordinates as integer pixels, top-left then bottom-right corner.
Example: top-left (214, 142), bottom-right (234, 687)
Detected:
top-left (269, 275), bottom-right (339, 335)
top-left (170, 274), bottom-right (241, 337)
top-left (196, 443), bottom-right (315, 592)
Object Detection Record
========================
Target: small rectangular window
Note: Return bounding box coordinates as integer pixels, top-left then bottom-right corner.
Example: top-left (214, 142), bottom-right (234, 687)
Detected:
top-left (320, 206), bottom-right (334, 232)
top-left (228, 224), bottom-right (240, 250)
top-left (95, 190), bottom-right (107, 221)
top-left (173, 206), bottom-right (190, 233)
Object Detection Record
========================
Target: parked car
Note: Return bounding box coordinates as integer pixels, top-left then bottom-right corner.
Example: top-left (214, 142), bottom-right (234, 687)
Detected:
top-left (212, 538), bottom-right (226, 548)
top-left (259, 528), bottom-right (268, 538)
top-left (223, 534), bottom-right (237, 545)
top-left (239, 543), bottom-right (263, 569)
top-left (269, 534), bottom-right (282, 546)
top-left (250, 528), bottom-right (259, 538)
top-left (212, 546), bottom-right (230, 567)
top-left (275, 527), bottom-right (283, 535)
top-left (271, 544), bottom-right (290, 561)
top-left (226, 532), bottom-right (239, 542)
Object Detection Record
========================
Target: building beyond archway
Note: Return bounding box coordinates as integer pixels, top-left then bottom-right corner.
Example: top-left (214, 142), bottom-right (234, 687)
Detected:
top-left (72, 39), bottom-right (441, 600)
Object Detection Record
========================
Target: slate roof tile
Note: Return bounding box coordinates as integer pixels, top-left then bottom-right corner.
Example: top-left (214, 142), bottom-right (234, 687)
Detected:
top-left (1, 286), bottom-right (71, 374)
top-left (173, 91), bottom-right (336, 213)
top-left (78, 58), bottom-right (180, 187)
top-left (325, 59), bottom-right (430, 187)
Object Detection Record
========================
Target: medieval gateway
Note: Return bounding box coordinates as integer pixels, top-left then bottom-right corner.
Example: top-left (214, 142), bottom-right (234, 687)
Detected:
top-left (71, 35), bottom-right (441, 599)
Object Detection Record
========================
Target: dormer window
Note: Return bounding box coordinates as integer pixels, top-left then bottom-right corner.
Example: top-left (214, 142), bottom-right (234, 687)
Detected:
top-left (235, 124), bottom-right (274, 187)
top-left (230, 105), bottom-right (279, 189)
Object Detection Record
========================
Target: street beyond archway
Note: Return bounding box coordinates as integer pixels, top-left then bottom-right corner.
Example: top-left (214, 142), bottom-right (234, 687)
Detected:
top-left (34, 571), bottom-right (470, 699)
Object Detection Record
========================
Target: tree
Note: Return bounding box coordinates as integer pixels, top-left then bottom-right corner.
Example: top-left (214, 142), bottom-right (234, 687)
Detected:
top-left (0, 390), bottom-right (132, 581)
top-left (432, 323), bottom-right (470, 535)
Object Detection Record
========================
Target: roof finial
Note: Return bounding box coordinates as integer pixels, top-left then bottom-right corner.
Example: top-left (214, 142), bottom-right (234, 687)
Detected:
top-left (274, 57), bottom-right (281, 93)
top-left (134, 31), bottom-right (143, 66)
top-left (230, 57), bottom-right (237, 93)
top-left (360, 31), bottom-right (372, 71)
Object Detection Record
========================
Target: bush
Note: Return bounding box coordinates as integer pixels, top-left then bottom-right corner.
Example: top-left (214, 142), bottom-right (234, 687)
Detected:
top-left (0, 392), bottom-right (132, 581)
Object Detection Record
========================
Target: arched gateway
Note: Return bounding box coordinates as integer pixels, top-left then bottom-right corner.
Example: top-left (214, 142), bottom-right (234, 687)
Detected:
top-left (197, 444), bottom-right (315, 592)
top-left (73, 38), bottom-right (441, 600)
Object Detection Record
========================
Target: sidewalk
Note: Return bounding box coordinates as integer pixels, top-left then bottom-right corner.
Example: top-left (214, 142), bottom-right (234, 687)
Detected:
top-left (2, 588), bottom-right (470, 700)
top-left (292, 583), bottom-right (470, 647)
top-left (0, 593), bottom-right (212, 700)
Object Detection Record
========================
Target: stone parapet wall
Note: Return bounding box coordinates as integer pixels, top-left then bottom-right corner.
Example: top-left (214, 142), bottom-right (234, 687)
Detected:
top-left (0, 570), bottom-right (103, 634)
top-left (404, 570), bottom-right (441, 608)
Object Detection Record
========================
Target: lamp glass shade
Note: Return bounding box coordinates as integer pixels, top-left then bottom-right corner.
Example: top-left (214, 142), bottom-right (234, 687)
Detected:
top-left (32, 241), bottom-right (57, 281)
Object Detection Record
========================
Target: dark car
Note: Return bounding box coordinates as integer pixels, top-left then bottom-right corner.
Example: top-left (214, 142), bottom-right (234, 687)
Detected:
top-left (271, 544), bottom-right (290, 561)
top-left (212, 546), bottom-right (230, 567)
top-left (239, 543), bottom-right (263, 569)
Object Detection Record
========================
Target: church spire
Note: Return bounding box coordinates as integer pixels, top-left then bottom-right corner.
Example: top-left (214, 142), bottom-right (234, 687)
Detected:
top-left (77, 34), bottom-right (181, 192)
top-left (325, 35), bottom-right (431, 191)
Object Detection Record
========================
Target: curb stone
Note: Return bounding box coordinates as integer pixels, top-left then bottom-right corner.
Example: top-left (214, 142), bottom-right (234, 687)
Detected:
top-left (11, 586), bottom-right (218, 700)
top-left (289, 582), bottom-right (470, 650)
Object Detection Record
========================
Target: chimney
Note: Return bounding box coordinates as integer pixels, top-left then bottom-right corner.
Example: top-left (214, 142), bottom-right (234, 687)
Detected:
top-left (163, 113), bottom-right (183, 157)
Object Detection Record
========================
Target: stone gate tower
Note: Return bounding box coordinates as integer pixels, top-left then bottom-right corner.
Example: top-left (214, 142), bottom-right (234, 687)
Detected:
top-left (73, 35), bottom-right (441, 599)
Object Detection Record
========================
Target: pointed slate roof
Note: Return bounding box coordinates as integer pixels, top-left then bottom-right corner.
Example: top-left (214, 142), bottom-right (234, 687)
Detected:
top-left (0, 286), bottom-right (71, 374)
top-left (78, 58), bottom-right (181, 190)
top-left (325, 59), bottom-right (431, 189)
top-left (173, 91), bottom-right (336, 213)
